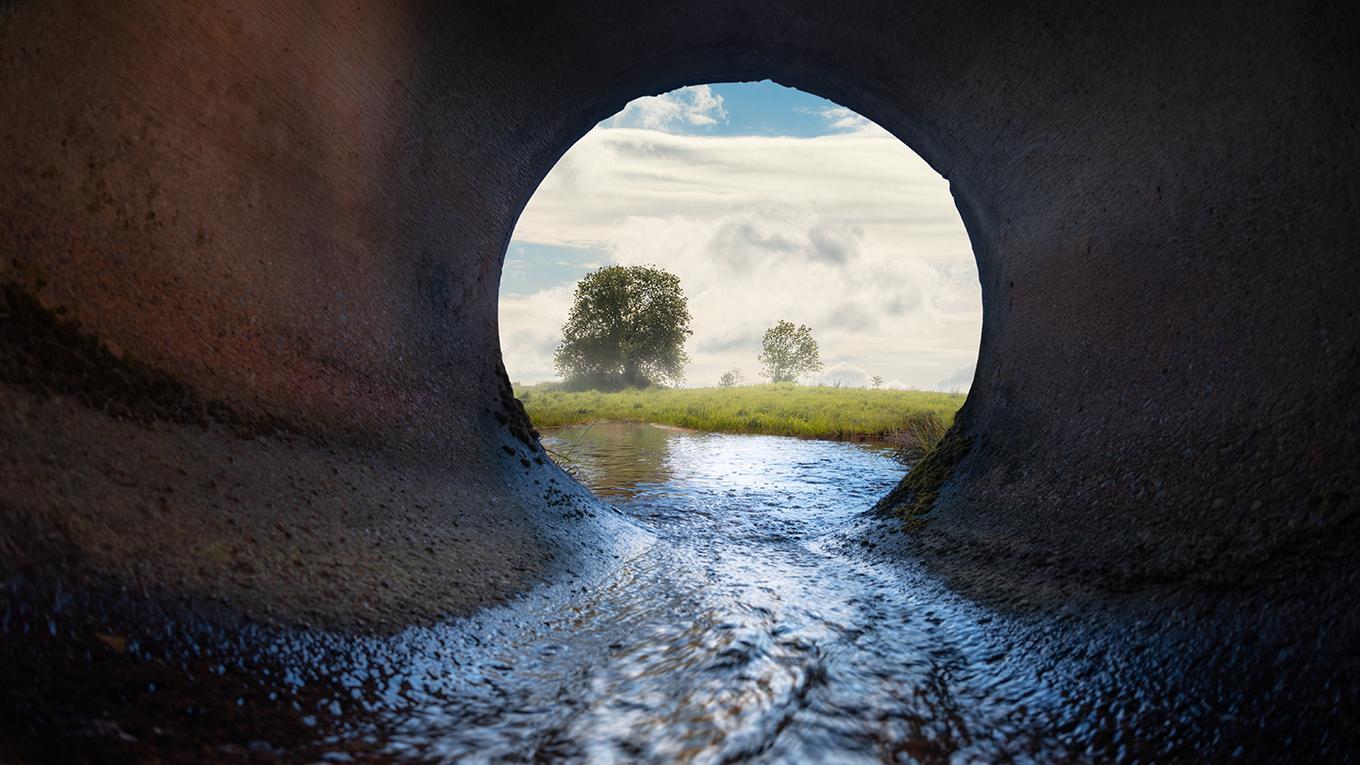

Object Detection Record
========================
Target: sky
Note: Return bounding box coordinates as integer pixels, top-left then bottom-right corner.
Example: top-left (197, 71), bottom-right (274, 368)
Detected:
top-left (498, 81), bottom-right (981, 391)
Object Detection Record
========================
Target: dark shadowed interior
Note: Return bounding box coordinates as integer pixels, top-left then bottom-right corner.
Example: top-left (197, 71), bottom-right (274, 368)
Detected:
top-left (1, 1), bottom-right (1357, 759)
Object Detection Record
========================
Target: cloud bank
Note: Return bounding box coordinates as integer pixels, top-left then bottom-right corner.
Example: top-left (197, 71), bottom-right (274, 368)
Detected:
top-left (601, 84), bottom-right (728, 131)
top-left (499, 86), bottom-right (981, 390)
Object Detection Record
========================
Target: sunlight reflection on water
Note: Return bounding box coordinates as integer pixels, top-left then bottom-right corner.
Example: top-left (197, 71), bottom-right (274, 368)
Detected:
top-left (364, 423), bottom-right (1084, 763)
top-left (11, 423), bottom-right (1219, 762)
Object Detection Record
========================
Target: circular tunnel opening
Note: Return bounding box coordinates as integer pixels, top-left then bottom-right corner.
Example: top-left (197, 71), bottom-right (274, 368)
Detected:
top-left (2, 3), bottom-right (1355, 758)
top-left (498, 81), bottom-right (982, 487)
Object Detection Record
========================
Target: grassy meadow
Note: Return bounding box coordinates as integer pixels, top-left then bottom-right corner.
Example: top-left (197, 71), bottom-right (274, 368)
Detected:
top-left (515, 383), bottom-right (966, 441)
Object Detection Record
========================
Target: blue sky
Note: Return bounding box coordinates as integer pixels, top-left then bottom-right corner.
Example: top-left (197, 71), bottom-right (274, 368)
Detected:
top-left (500, 83), bottom-right (859, 299)
top-left (499, 82), bottom-right (981, 390)
top-left (500, 242), bottom-right (604, 297)
top-left (632, 81), bottom-right (864, 137)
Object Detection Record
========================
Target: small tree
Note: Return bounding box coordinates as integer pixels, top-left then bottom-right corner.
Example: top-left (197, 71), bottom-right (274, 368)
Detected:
top-left (718, 368), bottom-right (743, 387)
top-left (554, 265), bottom-right (692, 389)
top-left (871, 375), bottom-right (884, 389)
top-left (759, 320), bottom-right (822, 383)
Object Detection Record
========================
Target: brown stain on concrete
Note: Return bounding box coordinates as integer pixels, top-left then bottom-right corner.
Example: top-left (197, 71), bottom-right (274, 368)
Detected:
top-left (0, 281), bottom-right (289, 435)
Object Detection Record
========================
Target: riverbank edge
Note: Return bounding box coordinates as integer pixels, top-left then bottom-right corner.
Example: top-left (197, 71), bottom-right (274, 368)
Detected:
top-left (538, 417), bottom-right (907, 446)
top-left (517, 384), bottom-right (966, 442)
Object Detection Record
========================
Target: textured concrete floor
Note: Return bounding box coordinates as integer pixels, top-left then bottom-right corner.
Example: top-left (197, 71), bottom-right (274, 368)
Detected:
top-left (0, 1), bottom-right (1356, 756)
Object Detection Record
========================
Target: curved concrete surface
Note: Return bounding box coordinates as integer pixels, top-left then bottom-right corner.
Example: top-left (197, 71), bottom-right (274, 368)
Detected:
top-left (1, 0), bottom-right (1357, 754)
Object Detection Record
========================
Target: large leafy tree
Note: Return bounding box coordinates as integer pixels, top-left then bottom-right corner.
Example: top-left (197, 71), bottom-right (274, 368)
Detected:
top-left (554, 265), bottom-right (692, 389)
top-left (759, 320), bottom-right (822, 383)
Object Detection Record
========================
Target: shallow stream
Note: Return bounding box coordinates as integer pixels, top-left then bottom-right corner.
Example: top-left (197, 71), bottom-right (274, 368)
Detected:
top-left (22, 422), bottom-right (1201, 762)
top-left (366, 422), bottom-right (1098, 762)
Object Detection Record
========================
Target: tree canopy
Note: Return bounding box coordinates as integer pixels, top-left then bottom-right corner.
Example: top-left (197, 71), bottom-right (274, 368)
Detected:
top-left (554, 265), bottom-right (692, 390)
top-left (759, 320), bottom-right (823, 383)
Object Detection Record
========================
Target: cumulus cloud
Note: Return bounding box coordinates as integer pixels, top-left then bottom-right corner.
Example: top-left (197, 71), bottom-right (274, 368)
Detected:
top-left (823, 302), bottom-right (880, 332)
top-left (498, 284), bottom-right (574, 382)
top-left (818, 363), bottom-right (872, 388)
top-left (500, 92), bottom-right (982, 389)
top-left (807, 225), bottom-right (861, 265)
top-left (603, 85), bottom-right (728, 132)
top-left (695, 330), bottom-right (761, 354)
top-left (796, 105), bottom-right (874, 133)
top-left (705, 216), bottom-right (864, 273)
top-left (819, 106), bottom-right (872, 132)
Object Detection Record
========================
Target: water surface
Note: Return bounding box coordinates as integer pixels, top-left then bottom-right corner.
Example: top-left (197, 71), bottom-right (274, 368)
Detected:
top-left (26, 422), bottom-right (1180, 762)
top-left (373, 422), bottom-right (1086, 762)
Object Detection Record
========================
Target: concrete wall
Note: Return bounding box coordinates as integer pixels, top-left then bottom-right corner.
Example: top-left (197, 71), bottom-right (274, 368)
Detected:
top-left (1, 0), bottom-right (1357, 626)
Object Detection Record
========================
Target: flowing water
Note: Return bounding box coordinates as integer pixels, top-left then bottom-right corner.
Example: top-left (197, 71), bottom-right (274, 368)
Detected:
top-left (22, 421), bottom-right (1195, 762)
top-left (363, 422), bottom-right (1103, 763)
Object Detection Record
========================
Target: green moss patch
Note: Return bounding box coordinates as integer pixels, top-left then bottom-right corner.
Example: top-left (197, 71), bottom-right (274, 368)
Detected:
top-left (494, 359), bottom-right (542, 452)
top-left (873, 425), bottom-right (972, 529)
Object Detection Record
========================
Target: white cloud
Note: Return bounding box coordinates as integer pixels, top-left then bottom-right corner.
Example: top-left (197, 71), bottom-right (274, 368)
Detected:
top-left (498, 284), bottom-right (574, 383)
top-left (794, 105), bottom-right (875, 133)
top-left (500, 100), bottom-right (981, 390)
top-left (602, 85), bottom-right (728, 132)
top-left (819, 106), bottom-right (873, 132)
top-left (818, 363), bottom-right (872, 388)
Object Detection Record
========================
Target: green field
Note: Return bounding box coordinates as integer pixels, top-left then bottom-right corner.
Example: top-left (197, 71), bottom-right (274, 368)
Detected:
top-left (515, 383), bottom-right (966, 441)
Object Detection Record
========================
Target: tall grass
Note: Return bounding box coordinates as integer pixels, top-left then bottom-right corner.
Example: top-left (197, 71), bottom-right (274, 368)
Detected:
top-left (515, 383), bottom-right (965, 441)
top-left (887, 412), bottom-right (949, 463)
